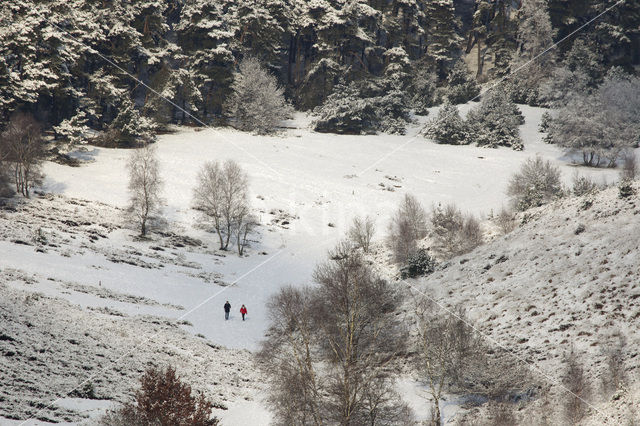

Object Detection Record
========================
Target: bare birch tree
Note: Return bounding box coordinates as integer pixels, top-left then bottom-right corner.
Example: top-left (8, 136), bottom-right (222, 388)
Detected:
top-left (388, 194), bottom-right (428, 263)
top-left (413, 300), bottom-right (481, 425)
top-left (127, 144), bottom-right (163, 236)
top-left (259, 242), bottom-right (412, 425)
top-left (347, 215), bottom-right (375, 253)
top-left (0, 113), bottom-right (45, 197)
top-left (258, 286), bottom-right (323, 426)
top-left (193, 160), bottom-right (250, 251)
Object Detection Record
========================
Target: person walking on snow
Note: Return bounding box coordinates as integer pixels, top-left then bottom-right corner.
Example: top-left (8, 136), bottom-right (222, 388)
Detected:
top-left (224, 301), bottom-right (231, 320)
top-left (240, 304), bottom-right (247, 321)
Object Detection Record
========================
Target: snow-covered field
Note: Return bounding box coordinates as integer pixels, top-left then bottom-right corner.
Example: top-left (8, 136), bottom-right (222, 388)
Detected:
top-left (1, 108), bottom-right (630, 424)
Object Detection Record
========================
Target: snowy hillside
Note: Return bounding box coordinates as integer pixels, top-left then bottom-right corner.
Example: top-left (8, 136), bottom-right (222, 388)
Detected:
top-left (0, 110), bottom-right (631, 424)
top-left (411, 182), bottom-right (640, 424)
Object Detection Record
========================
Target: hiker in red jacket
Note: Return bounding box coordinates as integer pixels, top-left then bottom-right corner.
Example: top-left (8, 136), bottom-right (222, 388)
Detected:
top-left (240, 304), bottom-right (247, 321)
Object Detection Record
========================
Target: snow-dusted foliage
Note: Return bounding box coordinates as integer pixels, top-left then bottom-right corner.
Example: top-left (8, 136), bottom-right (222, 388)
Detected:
top-left (410, 66), bottom-right (438, 115)
top-left (424, 0), bottom-right (463, 77)
top-left (424, 102), bottom-right (469, 145)
top-left (506, 0), bottom-right (556, 105)
top-left (444, 60), bottom-right (480, 104)
top-left (102, 99), bottom-right (156, 147)
top-left (547, 71), bottom-right (640, 167)
top-left (225, 57), bottom-right (292, 135)
top-left (127, 145), bottom-right (163, 237)
top-left (467, 90), bottom-right (523, 150)
top-left (400, 248), bottom-right (436, 279)
top-left (53, 111), bottom-right (91, 147)
top-left (430, 203), bottom-right (483, 259)
top-left (313, 80), bottom-right (411, 135)
top-left (507, 156), bottom-right (563, 211)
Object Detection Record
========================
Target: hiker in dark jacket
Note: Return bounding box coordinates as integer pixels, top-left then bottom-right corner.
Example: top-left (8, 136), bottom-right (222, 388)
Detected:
top-left (224, 301), bottom-right (231, 320)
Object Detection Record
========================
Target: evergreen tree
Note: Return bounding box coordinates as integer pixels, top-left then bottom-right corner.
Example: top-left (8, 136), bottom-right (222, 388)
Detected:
top-left (507, 0), bottom-right (556, 105)
top-left (106, 98), bottom-right (156, 147)
top-left (424, 102), bottom-right (470, 145)
top-left (467, 90), bottom-right (523, 150)
top-left (444, 60), bottom-right (480, 104)
top-left (425, 0), bottom-right (464, 78)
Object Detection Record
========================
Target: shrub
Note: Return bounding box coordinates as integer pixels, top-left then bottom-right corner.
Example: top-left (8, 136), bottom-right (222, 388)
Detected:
top-left (410, 66), bottom-right (438, 114)
top-left (467, 90), bottom-right (523, 150)
top-left (507, 157), bottom-right (562, 211)
top-left (431, 203), bottom-right (483, 259)
top-left (348, 215), bottom-right (375, 253)
top-left (496, 207), bottom-right (516, 235)
top-left (98, 366), bottom-right (219, 426)
top-left (400, 248), bottom-right (436, 279)
top-left (571, 172), bottom-right (598, 196)
top-left (562, 349), bottom-right (591, 425)
top-left (424, 102), bottom-right (470, 145)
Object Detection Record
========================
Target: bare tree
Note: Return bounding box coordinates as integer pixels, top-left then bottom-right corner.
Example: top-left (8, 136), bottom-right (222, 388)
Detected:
top-left (0, 141), bottom-right (12, 197)
top-left (259, 242), bottom-right (411, 425)
top-left (234, 211), bottom-right (257, 256)
top-left (413, 300), bottom-right (481, 425)
top-left (601, 334), bottom-right (628, 398)
top-left (621, 152), bottom-right (638, 181)
top-left (193, 160), bottom-right (250, 251)
top-left (127, 144), bottom-right (163, 237)
top-left (0, 113), bottom-right (45, 197)
top-left (258, 286), bottom-right (323, 426)
top-left (388, 194), bottom-right (428, 263)
top-left (347, 215), bottom-right (375, 253)
top-left (496, 207), bottom-right (516, 235)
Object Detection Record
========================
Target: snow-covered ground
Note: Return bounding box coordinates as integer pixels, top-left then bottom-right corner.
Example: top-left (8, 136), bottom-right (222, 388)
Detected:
top-left (1, 108), bottom-right (630, 424)
top-left (37, 108), bottom-right (620, 351)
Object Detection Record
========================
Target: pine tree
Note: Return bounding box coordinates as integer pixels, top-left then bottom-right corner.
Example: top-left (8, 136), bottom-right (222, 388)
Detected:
top-left (425, 102), bottom-right (470, 145)
top-left (425, 0), bottom-right (463, 78)
top-left (445, 60), bottom-right (480, 104)
top-left (507, 0), bottom-right (556, 104)
top-left (106, 98), bottom-right (156, 147)
top-left (467, 90), bottom-right (523, 150)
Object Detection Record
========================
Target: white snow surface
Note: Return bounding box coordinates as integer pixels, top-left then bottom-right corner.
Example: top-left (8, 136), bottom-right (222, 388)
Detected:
top-left (2, 108), bottom-right (633, 424)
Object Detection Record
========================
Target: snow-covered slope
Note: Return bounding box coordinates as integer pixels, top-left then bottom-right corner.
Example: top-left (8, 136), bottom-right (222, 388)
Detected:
top-left (0, 109), bottom-right (631, 424)
top-left (412, 183), bottom-right (640, 423)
